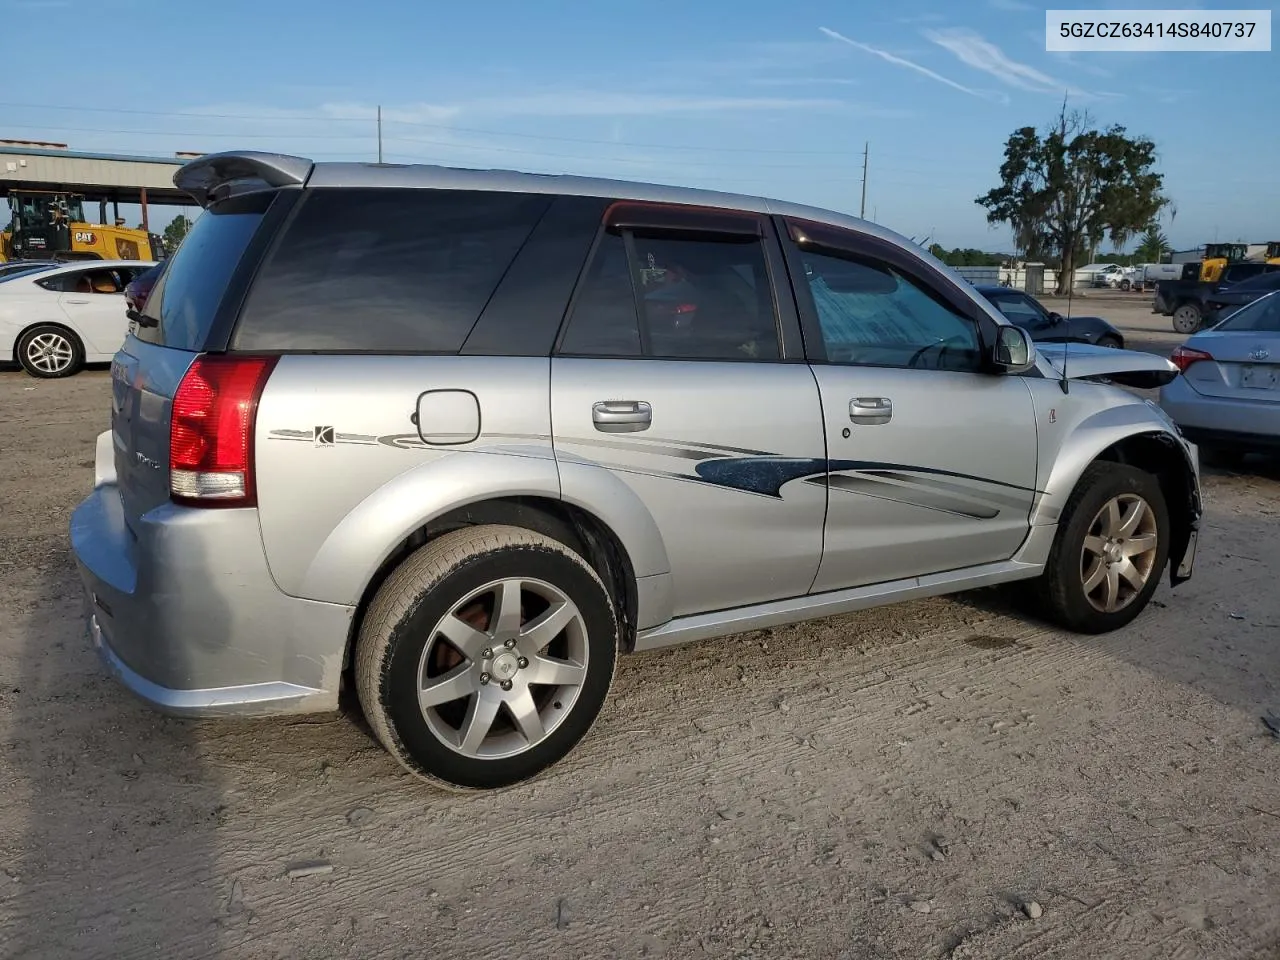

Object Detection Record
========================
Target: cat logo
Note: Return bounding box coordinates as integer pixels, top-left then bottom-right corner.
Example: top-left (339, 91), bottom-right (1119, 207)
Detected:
top-left (314, 426), bottom-right (335, 447)
top-left (73, 231), bottom-right (96, 244)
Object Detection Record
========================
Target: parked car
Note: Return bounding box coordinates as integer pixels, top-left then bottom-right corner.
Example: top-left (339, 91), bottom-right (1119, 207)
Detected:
top-left (0, 259), bottom-right (156, 377)
top-left (1153, 261), bottom-right (1280, 334)
top-left (1200, 271), bottom-right (1280, 327)
top-left (973, 284), bottom-right (1124, 348)
top-left (1160, 290), bottom-right (1280, 466)
top-left (70, 151), bottom-right (1202, 791)
top-left (124, 261), bottom-right (165, 315)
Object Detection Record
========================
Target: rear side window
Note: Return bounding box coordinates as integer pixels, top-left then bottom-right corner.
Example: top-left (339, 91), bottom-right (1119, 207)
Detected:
top-left (232, 188), bottom-right (551, 353)
top-left (134, 193), bottom-right (271, 350)
top-left (560, 228), bottom-right (781, 361)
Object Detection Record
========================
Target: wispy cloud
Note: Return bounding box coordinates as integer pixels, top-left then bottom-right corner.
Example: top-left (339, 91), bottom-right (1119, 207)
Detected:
top-left (925, 28), bottom-right (1118, 100)
top-left (819, 26), bottom-right (986, 98)
top-left (987, 0), bottom-right (1033, 11)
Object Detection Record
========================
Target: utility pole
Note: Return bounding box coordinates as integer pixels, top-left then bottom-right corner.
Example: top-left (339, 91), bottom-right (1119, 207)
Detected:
top-left (859, 141), bottom-right (869, 218)
top-left (377, 105), bottom-right (383, 163)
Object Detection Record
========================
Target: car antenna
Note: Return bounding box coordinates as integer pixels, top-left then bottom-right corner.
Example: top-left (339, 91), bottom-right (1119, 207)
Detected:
top-left (1059, 265), bottom-right (1075, 395)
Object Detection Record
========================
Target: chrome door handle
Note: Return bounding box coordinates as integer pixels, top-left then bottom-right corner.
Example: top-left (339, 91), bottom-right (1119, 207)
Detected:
top-left (592, 400), bottom-right (652, 433)
top-left (66, 299), bottom-right (91, 304)
top-left (849, 397), bottom-right (892, 425)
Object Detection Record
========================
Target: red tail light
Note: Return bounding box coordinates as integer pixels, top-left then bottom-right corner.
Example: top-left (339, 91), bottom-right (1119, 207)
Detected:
top-left (1171, 345), bottom-right (1213, 373)
top-left (170, 354), bottom-right (278, 507)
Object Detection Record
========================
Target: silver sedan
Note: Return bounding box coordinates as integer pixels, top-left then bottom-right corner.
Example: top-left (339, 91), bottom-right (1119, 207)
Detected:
top-left (1159, 291), bottom-right (1280, 466)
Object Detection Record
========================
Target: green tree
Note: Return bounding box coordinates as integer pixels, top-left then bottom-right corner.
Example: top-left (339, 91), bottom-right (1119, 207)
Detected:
top-left (976, 103), bottom-right (1166, 294)
top-left (163, 215), bottom-right (193, 254)
top-left (1135, 224), bottom-right (1171, 263)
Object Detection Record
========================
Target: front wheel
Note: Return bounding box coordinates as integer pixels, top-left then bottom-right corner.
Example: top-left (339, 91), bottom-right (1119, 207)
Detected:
top-left (1025, 463), bottom-right (1170, 634)
top-left (354, 525), bottom-right (618, 790)
top-left (1096, 335), bottom-right (1123, 349)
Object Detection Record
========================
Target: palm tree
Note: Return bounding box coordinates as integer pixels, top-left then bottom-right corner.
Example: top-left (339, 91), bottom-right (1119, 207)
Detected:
top-left (1136, 224), bottom-right (1170, 263)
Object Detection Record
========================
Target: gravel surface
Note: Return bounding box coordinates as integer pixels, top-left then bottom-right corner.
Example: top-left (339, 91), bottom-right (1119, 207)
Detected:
top-left (1, 299), bottom-right (1278, 959)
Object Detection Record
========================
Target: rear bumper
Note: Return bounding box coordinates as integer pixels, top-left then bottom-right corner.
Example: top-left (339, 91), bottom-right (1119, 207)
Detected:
top-left (1159, 377), bottom-right (1280, 448)
top-left (70, 443), bottom-right (354, 717)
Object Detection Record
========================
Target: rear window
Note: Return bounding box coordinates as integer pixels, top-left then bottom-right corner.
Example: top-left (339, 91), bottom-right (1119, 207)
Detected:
top-left (134, 193), bottom-right (272, 350)
top-left (231, 188), bottom-right (551, 353)
top-left (1215, 292), bottom-right (1280, 332)
top-left (1230, 272), bottom-right (1280, 292)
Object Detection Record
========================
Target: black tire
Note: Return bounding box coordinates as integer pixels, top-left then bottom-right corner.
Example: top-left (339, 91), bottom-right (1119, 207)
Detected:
top-left (1119, 279), bottom-right (1131, 291)
top-left (1096, 335), bottom-right (1123, 349)
top-left (16, 324), bottom-right (84, 378)
top-left (1026, 463), bottom-right (1170, 634)
top-left (355, 524), bottom-right (618, 791)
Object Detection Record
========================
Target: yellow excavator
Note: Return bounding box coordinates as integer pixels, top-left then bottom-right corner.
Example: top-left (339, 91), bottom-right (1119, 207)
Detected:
top-left (1264, 242), bottom-right (1280, 264)
top-left (1197, 242), bottom-right (1248, 283)
top-left (1, 191), bottom-right (164, 263)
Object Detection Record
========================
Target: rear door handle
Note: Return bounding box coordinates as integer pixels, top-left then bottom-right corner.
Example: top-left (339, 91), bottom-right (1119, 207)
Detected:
top-left (849, 397), bottom-right (892, 425)
top-left (592, 400), bottom-right (652, 433)
top-left (66, 299), bottom-right (91, 304)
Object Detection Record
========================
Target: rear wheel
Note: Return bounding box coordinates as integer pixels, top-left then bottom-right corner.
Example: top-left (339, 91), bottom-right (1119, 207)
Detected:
top-left (1096, 335), bottom-right (1122, 349)
top-left (1172, 303), bottom-right (1202, 335)
top-left (355, 525), bottom-right (618, 790)
top-left (1025, 463), bottom-right (1169, 634)
top-left (1119, 279), bottom-right (1131, 291)
top-left (16, 324), bottom-right (84, 378)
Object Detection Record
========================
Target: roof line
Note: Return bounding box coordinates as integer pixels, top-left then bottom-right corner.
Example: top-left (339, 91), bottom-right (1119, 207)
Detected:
top-left (0, 145), bottom-right (186, 166)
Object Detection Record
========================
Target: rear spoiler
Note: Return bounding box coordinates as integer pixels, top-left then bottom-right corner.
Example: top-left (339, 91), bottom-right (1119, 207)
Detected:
top-left (174, 151), bottom-right (314, 208)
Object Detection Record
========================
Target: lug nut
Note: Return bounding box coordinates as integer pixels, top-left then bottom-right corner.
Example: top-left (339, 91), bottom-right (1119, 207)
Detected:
top-left (481, 648), bottom-right (493, 660)
top-left (504, 638), bottom-right (517, 650)
top-left (500, 679), bottom-right (513, 691)
top-left (479, 673), bottom-right (490, 685)
top-left (517, 657), bottom-right (529, 669)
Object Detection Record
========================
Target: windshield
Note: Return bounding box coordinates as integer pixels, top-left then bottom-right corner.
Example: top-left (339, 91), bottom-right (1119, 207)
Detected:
top-left (1214, 292), bottom-right (1280, 332)
top-left (0, 264), bottom-right (57, 283)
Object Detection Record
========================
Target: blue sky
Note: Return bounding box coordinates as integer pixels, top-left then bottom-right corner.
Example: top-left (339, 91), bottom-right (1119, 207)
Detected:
top-left (3, 0), bottom-right (1277, 251)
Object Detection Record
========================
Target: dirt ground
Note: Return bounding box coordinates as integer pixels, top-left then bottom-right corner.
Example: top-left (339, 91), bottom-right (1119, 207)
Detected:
top-left (1, 297), bottom-right (1278, 960)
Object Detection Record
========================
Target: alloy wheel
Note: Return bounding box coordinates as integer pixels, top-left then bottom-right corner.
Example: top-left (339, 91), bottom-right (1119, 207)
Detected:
top-left (25, 332), bottom-right (74, 374)
top-left (1079, 494), bottom-right (1159, 614)
top-left (416, 577), bottom-right (589, 760)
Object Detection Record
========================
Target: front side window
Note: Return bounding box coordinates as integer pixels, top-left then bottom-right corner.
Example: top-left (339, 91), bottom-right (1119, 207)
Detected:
top-left (801, 250), bottom-right (981, 371)
top-left (560, 226), bottom-right (780, 361)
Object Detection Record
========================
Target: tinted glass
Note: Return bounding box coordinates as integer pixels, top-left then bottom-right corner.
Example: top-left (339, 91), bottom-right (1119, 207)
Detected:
top-left (560, 229), bottom-right (780, 361)
top-left (1230, 271), bottom-right (1280, 292)
top-left (989, 293), bottom-right (1043, 323)
top-left (802, 250), bottom-right (981, 371)
top-left (559, 233), bottom-right (642, 356)
top-left (135, 193), bottom-right (271, 350)
top-left (1215, 293), bottom-right (1280, 332)
top-left (233, 188), bottom-right (550, 353)
top-left (633, 232), bottom-right (778, 360)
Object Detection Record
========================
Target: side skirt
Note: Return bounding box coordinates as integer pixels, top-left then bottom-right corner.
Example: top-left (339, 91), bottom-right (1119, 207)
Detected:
top-left (632, 559), bottom-right (1044, 653)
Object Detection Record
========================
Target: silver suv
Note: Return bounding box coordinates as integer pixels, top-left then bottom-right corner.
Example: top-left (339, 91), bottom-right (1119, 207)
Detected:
top-left (71, 151), bottom-right (1202, 790)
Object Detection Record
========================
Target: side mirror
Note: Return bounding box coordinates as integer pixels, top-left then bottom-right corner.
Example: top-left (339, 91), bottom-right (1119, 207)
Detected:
top-left (1047, 311), bottom-right (1064, 324)
top-left (991, 324), bottom-right (1036, 374)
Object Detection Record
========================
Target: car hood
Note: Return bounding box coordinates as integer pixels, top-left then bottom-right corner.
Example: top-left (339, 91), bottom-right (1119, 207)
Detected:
top-left (1035, 342), bottom-right (1178, 388)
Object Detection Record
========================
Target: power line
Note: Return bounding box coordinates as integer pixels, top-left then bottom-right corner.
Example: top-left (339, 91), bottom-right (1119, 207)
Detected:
top-left (0, 99), bottom-right (933, 160)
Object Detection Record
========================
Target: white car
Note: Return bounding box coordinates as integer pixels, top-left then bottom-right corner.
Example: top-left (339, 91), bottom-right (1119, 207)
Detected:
top-left (0, 260), bottom-right (156, 378)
